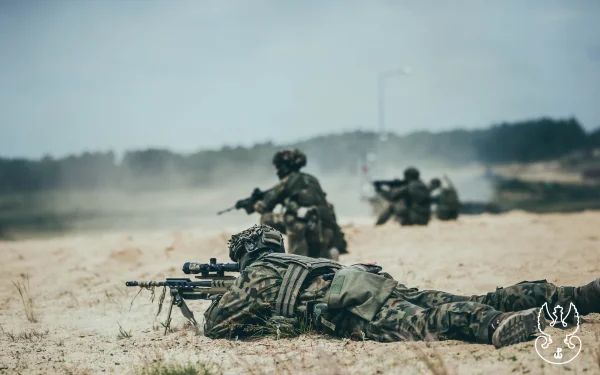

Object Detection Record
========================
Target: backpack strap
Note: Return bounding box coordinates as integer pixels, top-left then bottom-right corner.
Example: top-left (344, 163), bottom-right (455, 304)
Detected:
top-left (264, 253), bottom-right (341, 317)
top-left (275, 263), bottom-right (311, 317)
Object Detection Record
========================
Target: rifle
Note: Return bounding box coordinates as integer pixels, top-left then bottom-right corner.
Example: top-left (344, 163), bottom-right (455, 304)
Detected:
top-left (217, 187), bottom-right (272, 215)
top-left (442, 174), bottom-right (456, 190)
top-left (372, 179), bottom-right (405, 190)
top-left (125, 258), bottom-right (239, 335)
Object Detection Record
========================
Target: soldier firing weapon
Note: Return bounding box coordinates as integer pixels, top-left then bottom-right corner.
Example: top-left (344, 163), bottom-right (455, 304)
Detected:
top-left (217, 187), bottom-right (273, 215)
top-left (125, 258), bottom-right (239, 335)
top-left (372, 178), bottom-right (406, 191)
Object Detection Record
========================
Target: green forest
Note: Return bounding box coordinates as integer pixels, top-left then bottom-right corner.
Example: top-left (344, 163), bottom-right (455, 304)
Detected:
top-left (1, 117), bottom-right (598, 194)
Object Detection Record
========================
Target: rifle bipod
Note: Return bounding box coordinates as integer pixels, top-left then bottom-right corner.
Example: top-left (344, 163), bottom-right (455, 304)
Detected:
top-left (163, 288), bottom-right (199, 336)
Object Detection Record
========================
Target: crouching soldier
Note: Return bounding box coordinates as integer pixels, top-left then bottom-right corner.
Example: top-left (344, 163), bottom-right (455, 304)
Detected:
top-left (375, 167), bottom-right (431, 226)
top-left (429, 177), bottom-right (461, 221)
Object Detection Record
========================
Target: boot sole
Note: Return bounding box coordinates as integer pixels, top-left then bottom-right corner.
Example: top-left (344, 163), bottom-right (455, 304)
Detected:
top-left (492, 308), bottom-right (545, 349)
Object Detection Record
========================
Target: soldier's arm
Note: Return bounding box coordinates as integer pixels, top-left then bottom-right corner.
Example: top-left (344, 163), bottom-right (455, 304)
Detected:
top-left (203, 265), bottom-right (280, 339)
top-left (378, 186), bottom-right (406, 201)
top-left (254, 178), bottom-right (289, 214)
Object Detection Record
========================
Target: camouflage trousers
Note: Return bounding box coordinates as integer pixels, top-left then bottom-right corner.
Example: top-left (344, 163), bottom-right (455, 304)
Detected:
top-left (436, 207), bottom-right (459, 221)
top-left (376, 202), bottom-right (430, 226)
top-left (260, 212), bottom-right (332, 258)
top-left (335, 280), bottom-right (574, 344)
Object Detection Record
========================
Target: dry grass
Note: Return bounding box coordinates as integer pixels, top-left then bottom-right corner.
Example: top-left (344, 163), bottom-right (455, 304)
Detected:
top-left (136, 359), bottom-right (222, 375)
top-left (11, 273), bottom-right (36, 322)
top-left (117, 322), bottom-right (132, 340)
top-left (239, 315), bottom-right (317, 341)
top-left (0, 325), bottom-right (49, 342)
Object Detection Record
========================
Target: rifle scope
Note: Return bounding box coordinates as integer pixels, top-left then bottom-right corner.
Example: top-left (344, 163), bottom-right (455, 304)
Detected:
top-left (182, 258), bottom-right (239, 275)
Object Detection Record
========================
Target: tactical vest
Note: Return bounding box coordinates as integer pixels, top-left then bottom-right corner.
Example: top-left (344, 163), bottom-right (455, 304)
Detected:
top-left (284, 172), bottom-right (335, 227)
top-left (261, 253), bottom-right (342, 317)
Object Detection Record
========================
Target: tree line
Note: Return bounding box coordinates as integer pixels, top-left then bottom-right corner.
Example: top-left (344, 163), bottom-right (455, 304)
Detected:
top-left (0, 117), bottom-right (598, 193)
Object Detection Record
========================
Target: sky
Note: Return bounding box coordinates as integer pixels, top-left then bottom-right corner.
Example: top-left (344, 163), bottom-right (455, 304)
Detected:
top-left (1, 0), bottom-right (599, 159)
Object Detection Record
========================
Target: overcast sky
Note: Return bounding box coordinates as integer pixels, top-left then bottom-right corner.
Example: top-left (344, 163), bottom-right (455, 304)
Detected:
top-left (1, 0), bottom-right (599, 158)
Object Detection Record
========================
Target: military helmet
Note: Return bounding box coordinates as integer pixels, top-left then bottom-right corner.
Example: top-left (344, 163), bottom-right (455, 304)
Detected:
top-left (404, 167), bottom-right (420, 180)
top-left (430, 178), bottom-right (441, 189)
top-left (272, 148), bottom-right (307, 170)
top-left (228, 224), bottom-right (285, 263)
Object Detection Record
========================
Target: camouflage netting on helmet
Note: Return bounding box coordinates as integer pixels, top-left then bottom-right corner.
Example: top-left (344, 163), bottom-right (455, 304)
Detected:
top-left (272, 148), bottom-right (307, 170)
top-left (228, 224), bottom-right (285, 262)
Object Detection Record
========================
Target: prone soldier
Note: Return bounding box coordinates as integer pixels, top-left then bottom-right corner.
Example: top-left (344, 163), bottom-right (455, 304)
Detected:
top-left (204, 225), bottom-right (600, 348)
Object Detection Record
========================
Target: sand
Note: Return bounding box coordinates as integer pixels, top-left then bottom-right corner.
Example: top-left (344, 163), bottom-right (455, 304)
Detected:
top-left (1, 211), bottom-right (600, 375)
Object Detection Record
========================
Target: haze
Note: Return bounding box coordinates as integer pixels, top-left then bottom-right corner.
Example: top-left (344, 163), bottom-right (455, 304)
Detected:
top-left (1, 0), bottom-right (599, 158)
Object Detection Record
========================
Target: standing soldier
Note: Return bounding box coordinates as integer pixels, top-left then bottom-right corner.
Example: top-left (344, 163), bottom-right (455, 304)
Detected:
top-left (429, 176), bottom-right (461, 221)
top-left (374, 167), bottom-right (431, 226)
top-left (253, 148), bottom-right (343, 259)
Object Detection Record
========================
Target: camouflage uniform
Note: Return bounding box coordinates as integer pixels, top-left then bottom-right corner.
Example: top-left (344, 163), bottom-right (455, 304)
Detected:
top-left (376, 179), bottom-right (431, 226)
top-left (429, 178), bottom-right (460, 221)
top-left (260, 202), bottom-right (348, 256)
top-left (254, 149), bottom-right (341, 259)
top-left (327, 202), bottom-right (348, 254)
top-left (432, 187), bottom-right (460, 221)
top-left (204, 253), bottom-right (575, 344)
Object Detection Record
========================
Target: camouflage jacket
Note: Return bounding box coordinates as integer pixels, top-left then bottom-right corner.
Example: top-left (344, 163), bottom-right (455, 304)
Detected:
top-left (432, 187), bottom-right (460, 212)
top-left (254, 171), bottom-right (335, 226)
top-left (203, 255), bottom-right (333, 339)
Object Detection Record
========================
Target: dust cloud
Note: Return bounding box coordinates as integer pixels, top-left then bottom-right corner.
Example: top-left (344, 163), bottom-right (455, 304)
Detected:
top-left (0, 146), bottom-right (497, 239)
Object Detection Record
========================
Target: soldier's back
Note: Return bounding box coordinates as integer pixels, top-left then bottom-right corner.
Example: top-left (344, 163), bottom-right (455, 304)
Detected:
top-left (284, 172), bottom-right (328, 205)
top-left (406, 180), bottom-right (431, 224)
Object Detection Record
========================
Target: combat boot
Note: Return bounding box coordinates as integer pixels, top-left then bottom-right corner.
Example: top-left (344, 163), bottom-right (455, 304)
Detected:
top-left (574, 278), bottom-right (600, 315)
top-left (490, 308), bottom-right (545, 349)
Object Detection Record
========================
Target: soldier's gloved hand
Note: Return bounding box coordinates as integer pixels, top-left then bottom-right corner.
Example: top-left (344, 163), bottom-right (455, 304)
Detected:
top-left (253, 201), bottom-right (267, 214)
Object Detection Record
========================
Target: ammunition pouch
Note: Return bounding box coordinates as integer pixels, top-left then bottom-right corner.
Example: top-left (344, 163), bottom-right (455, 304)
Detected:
top-left (325, 267), bottom-right (398, 322)
top-left (283, 204), bottom-right (324, 242)
top-left (348, 263), bottom-right (394, 280)
top-left (348, 263), bottom-right (382, 274)
top-left (303, 207), bottom-right (322, 243)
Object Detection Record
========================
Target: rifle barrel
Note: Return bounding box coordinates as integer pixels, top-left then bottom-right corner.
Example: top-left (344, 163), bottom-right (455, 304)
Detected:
top-left (125, 280), bottom-right (213, 288)
top-left (217, 206), bottom-right (235, 215)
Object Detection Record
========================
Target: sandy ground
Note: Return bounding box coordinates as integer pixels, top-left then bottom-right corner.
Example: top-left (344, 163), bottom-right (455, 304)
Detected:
top-left (1, 211), bottom-right (600, 375)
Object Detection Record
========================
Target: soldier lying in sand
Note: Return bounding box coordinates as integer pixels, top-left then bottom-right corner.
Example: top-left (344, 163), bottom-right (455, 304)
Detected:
top-left (204, 225), bottom-right (600, 348)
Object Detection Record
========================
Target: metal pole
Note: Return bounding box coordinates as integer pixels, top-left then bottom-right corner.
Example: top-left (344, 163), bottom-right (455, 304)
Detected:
top-left (375, 67), bottom-right (411, 177)
top-left (378, 73), bottom-right (386, 137)
top-left (376, 73), bottom-right (385, 177)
